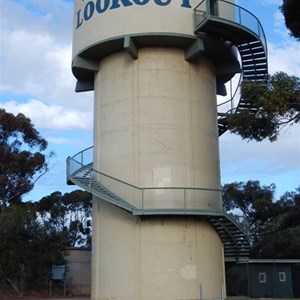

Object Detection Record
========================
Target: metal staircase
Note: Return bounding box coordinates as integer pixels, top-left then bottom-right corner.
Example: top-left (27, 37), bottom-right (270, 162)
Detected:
top-left (194, 0), bottom-right (268, 136)
top-left (70, 163), bottom-right (136, 212)
top-left (207, 215), bottom-right (250, 259)
top-left (67, 148), bottom-right (250, 260)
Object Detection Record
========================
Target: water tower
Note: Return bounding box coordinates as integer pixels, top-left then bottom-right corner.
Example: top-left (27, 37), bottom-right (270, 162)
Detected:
top-left (67, 0), bottom-right (267, 299)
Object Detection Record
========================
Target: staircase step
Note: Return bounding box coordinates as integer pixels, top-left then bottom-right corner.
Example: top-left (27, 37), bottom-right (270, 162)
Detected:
top-left (238, 41), bottom-right (262, 50)
top-left (243, 64), bottom-right (268, 71)
top-left (239, 48), bottom-right (264, 57)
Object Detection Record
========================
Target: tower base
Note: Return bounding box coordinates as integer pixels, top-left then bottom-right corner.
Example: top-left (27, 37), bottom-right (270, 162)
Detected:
top-left (92, 197), bottom-right (226, 300)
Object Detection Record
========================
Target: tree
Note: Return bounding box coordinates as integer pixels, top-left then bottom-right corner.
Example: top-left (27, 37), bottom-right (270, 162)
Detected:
top-left (251, 187), bottom-right (300, 258)
top-left (0, 203), bottom-right (68, 297)
top-left (37, 190), bottom-right (92, 247)
top-left (0, 109), bottom-right (52, 208)
top-left (223, 181), bottom-right (300, 258)
top-left (227, 72), bottom-right (300, 141)
top-left (223, 180), bottom-right (277, 232)
top-left (280, 0), bottom-right (300, 41)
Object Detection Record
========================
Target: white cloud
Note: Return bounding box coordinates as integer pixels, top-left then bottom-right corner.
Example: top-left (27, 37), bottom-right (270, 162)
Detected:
top-left (46, 136), bottom-right (73, 145)
top-left (1, 99), bottom-right (93, 130)
top-left (267, 41), bottom-right (300, 76)
top-left (261, 0), bottom-right (281, 5)
top-left (220, 125), bottom-right (300, 196)
top-left (0, 0), bottom-right (93, 111)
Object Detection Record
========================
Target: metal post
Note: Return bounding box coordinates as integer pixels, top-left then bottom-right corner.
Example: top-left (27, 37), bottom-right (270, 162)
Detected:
top-left (206, 0), bottom-right (210, 16)
top-left (89, 168), bottom-right (92, 188)
top-left (230, 79), bottom-right (233, 112)
top-left (199, 283), bottom-right (203, 300)
top-left (221, 283), bottom-right (225, 300)
top-left (49, 279), bottom-right (52, 297)
top-left (64, 279), bottom-right (66, 298)
top-left (142, 189), bottom-right (144, 212)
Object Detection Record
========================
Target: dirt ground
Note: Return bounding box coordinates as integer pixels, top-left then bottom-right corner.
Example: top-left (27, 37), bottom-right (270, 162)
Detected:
top-left (0, 289), bottom-right (90, 300)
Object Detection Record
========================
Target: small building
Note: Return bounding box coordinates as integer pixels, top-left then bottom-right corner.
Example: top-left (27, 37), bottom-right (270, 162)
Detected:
top-left (65, 248), bottom-right (91, 296)
top-left (226, 259), bottom-right (300, 298)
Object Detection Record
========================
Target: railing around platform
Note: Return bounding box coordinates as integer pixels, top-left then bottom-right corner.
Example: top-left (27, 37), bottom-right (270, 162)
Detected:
top-left (194, 0), bottom-right (267, 53)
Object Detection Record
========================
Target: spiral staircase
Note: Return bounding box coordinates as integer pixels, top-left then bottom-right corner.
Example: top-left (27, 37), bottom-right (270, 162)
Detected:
top-left (67, 1), bottom-right (269, 261)
top-left (193, 0), bottom-right (268, 136)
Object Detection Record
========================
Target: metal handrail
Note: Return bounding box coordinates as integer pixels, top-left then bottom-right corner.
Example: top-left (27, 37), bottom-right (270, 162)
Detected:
top-left (67, 150), bottom-right (223, 212)
top-left (67, 147), bottom-right (222, 192)
top-left (194, 0), bottom-right (267, 55)
top-left (67, 146), bottom-right (250, 235)
top-left (222, 191), bottom-right (250, 235)
top-left (217, 72), bottom-right (243, 116)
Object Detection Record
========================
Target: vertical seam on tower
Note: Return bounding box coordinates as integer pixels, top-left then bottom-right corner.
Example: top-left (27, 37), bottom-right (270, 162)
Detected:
top-left (188, 61), bottom-right (195, 188)
top-left (133, 52), bottom-right (140, 188)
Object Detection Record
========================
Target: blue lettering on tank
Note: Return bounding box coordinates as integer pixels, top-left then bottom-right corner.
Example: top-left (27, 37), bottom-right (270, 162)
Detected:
top-left (154, 0), bottom-right (171, 6)
top-left (84, 1), bottom-right (95, 21)
top-left (76, 9), bottom-right (83, 29)
top-left (132, 0), bottom-right (150, 5)
top-left (181, 0), bottom-right (191, 8)
top-left (76, 0), bottom-right (193, 30)
top-left (110, 0), bottom-right (133, 9)
top-left (96, 0), bottom-right (110, 13)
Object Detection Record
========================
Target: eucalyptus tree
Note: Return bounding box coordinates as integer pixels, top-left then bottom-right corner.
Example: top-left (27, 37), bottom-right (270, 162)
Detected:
top-left (227, 72), bottom-right (300, 142)
top-left (0, 109), bottom-right (52, 208)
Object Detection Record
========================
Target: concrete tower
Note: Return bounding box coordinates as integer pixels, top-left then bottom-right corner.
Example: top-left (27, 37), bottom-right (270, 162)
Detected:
top-left (67, 1), bottom-right (267, 299)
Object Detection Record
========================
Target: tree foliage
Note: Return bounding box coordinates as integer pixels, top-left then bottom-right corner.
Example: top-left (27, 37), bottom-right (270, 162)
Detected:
top-left (37, 190), bottom-right (92, 247)
top-left (0, 203), bottom-right (68, 297)
top-left (280, 0), bottom-right (300, 41)
top-left (227, 72), bottom-right (300, 142)
top-left (0, 189), bottom-right (91, 297)
top-left (0, 109), bottom-right (51, 208)
top-left (223, 181), bottom-right (300, 259)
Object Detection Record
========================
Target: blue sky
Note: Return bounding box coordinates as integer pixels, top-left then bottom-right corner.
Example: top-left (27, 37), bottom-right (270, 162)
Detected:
top-left (0, 0), bottom-right (299, 201)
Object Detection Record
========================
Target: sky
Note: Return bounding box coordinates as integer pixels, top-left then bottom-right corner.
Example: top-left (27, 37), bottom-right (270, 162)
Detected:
top-left (0, 0), bottom-right (299, 202)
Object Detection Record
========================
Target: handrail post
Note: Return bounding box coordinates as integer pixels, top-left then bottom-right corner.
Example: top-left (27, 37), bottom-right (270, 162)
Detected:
top-left (230, 79), bottom-right (233, 112)
top-left (206, 0), bottom-right (210, 16)
top-left (142, 189), bottom-right (144, 212)
top-left (89, 167), bottom-right (92, 188)
top-left (184, 188), bottom-right (187, 212)
top-left (66, 158), bottom-right (69, 179)
top-left (193, 7), bottom-right (196, 30)
top-left (257, 21), bottom-right (261, 38)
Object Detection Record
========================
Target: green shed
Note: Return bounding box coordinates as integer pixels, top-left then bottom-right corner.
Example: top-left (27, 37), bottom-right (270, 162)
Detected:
top-left (226, 259), bottom-right (300, 298)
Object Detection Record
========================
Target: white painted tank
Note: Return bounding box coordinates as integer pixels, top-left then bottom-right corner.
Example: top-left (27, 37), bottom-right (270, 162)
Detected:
top-left (73, 0), bottom-right (196, 59)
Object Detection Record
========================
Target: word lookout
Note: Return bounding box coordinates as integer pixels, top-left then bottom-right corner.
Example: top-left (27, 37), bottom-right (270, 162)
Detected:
top-left (76, 0), bottom-right (192, 29)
